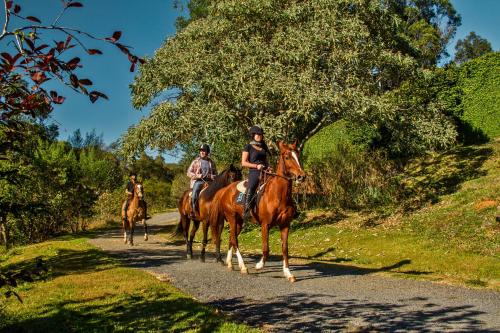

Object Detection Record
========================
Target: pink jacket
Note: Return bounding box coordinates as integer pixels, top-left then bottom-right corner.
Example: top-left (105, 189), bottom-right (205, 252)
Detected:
top-left (186, 157), bottom-right (217, 188)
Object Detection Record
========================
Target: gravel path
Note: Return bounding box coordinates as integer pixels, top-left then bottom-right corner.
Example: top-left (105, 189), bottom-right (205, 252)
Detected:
top-left (89, 212), bottom-right (500, 332)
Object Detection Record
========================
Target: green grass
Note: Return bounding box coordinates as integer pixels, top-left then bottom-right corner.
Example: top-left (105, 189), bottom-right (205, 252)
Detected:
top-left (181, 141), bottom-right (499, 290)
top-left (0, 236), bottom-right (258, 333)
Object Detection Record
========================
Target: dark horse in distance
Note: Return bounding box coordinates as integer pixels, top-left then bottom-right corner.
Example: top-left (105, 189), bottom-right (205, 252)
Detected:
top-left (177, 164), bottom-right (242, 261)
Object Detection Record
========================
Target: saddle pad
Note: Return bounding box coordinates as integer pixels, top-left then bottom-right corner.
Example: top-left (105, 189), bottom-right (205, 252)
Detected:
top-left (236, 180), bottom-right (248, 194)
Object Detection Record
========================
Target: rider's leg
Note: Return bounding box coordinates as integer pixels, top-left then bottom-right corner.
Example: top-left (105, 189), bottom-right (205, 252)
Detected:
top-left (243, 170), bottom-right (259, 220)
top-left (191, 180), bottom-right (203, 217)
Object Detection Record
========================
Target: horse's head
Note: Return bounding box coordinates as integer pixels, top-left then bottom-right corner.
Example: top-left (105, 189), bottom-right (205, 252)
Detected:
top-left (228, 164), bottom-right (243, 182)
top-left (278, 141), bottom-right (306, 182)
top-left (134, 181), bottom-right (144, 199)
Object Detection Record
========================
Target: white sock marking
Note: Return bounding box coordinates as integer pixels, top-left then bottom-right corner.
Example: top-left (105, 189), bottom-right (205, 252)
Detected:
top-left (256, 258), bottom-right (265, 270)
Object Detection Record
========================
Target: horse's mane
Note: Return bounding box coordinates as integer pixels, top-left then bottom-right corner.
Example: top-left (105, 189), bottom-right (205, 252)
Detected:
top-left (203, 166), bottom-right (241, 200)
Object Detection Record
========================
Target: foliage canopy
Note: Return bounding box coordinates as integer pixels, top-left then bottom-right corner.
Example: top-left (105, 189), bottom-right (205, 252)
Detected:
top-left (124, 0), bottom-right (456, 162)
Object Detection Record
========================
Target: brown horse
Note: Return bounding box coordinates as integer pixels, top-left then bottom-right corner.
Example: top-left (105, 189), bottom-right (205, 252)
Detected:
top-left (209, 141), bottom-right (305, 282)
top-left (177, 164), bottom-right (242, 261)
top-left (122, 181), bottom-right (148, 246)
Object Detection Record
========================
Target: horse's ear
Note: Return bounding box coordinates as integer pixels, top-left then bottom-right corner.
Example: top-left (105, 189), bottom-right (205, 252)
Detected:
top-left (278, 141), bottom-right (286, 151)
top-left (291, 140), bottom-right (297, 150)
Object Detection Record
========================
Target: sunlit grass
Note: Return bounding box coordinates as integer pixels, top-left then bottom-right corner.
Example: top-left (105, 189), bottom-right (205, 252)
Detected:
top-left (0, 236), bottom-right (259, 333)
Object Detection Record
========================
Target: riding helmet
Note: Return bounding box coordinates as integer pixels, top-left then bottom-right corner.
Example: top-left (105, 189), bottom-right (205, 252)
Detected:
top-left (199, 143), bottom-right (210, 154)
top-left (249, 125), bottom-right (264, 136)
top-left (129, 171), bottom-right (137, 177)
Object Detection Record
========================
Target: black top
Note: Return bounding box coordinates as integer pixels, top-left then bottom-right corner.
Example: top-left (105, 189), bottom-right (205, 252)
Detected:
top-left (243, 143), bottom-right (268, 167)
top-left (126, 181), bottom-right (134, 193)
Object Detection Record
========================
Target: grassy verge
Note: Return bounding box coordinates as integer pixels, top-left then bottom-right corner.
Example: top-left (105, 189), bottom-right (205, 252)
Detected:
top-left (178, 141), bottom-right (499, 290)
top-left (0, 235), bottom-right (258, 333)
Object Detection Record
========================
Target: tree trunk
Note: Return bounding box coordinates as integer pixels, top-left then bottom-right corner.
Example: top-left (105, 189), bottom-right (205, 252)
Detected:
top-left (0, 214), bottom-right (10, 249)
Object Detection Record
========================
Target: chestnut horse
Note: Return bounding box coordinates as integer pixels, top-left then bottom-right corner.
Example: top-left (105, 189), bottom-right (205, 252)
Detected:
top-left (209, 141), bottom-right (305, 282)
top-left (122, 181), bottom-right (148, 246)
top-left (177, 164), bottom-right (242, 261)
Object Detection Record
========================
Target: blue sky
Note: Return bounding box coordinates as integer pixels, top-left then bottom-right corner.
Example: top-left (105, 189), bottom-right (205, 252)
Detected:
top-left (2, 1), bottom-right (499, 163)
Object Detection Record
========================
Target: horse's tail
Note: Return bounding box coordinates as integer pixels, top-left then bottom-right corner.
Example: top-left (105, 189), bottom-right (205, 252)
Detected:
top-left (174, 192), bottom-right (187, 236)
top-left (208, 189), bottom-right (225, 245)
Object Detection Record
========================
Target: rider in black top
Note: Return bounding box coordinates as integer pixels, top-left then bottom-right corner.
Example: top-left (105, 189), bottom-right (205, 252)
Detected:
top-left (241, 125), bottom-right (270, 220)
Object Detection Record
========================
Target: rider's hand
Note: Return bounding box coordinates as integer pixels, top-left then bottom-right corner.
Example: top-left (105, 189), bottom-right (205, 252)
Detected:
top-left (256, 164), bottom-right (263, 170)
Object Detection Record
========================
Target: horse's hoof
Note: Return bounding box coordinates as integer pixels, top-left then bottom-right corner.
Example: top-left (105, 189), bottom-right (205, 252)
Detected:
top-left (187, 254), bottom-right (192, 260)
top-left (144, 235), bottom-right (148, 241)
top-left (227, 265), bottom-right (233, 271)
top-left (200, 256), bottom-right (205, 263)
top-left (255, 262), bottom-right (264, 270)
top-left (287, 276), bottom-right (296, 283)
top-left (241, 267), bottom-right (249, 274)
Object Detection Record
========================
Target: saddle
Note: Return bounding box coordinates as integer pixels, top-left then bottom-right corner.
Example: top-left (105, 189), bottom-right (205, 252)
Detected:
top-left (235, 180), bottom-right (266, 205)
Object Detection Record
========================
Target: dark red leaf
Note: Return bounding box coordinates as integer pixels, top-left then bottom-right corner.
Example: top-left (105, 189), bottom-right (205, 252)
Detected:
top-left (67, 2), bottom-right (83, 8)
top-left (1, 52), bottom-right (13, 63)
top-left (106, 31), bottom-right (122, 43)
top-left (78, 78), bottom-right (92, 86)
top-left (56, 41), bottom-right (65, 52)
top-left (25, 38), bottom-right (35, 50)
top-left (115, 43), bottom-right (130, 55)
top-left (31, 72), bottom-right (46, 83)
top-left (112, 31), bottom-right (122, 41)
top-left (89, 90), bottom-right (108, 103)
top-left (12, 52), bottom-right (22, 64)
top-left (50, 90), bottom-right (58, 99)
top-left (70, 74), bottom-right (78, 88)
top-left (87, 49), bottom-right (103, 55)
top-left (66, 57), bottom-right (80, 69)
top-left (129, 62), bottom-right (135, 72)
top-left (35, 44), bottom-right (49, 52)
top-left (54, 95), bottom-right (66, 104)
top-left (128, 54), bottom-right (137, 63)
top-left (14, 4), bottom-right (21, 13)
top-left (26, 16), bottom-right (41, 23)
top-left (65, 35), bottom-right (72, 48)
top-left (6, 1), bottom-right (13, 10)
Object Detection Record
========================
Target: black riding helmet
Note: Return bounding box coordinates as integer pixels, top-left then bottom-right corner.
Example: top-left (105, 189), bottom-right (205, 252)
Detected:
top-left (249, 125), bottom-right (264, 137)
top-left (199, 143), bottom-right (210, 154)
top-left (129, 171), bottom-right (137, 177)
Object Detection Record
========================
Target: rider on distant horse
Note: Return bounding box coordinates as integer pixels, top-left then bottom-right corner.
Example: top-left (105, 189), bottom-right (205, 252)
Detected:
top-left (241, 125), bottom-right (271, 220)
top-left (187, 144), bottom-right (217, 218)
top-left (122, 172), bottom-right (148, 223)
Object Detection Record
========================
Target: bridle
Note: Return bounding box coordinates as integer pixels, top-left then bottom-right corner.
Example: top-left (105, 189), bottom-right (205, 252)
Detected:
top-left (263, 149), bottom-right (304, 181)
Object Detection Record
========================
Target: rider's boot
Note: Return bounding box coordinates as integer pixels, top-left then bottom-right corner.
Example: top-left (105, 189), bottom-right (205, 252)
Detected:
top-left (242, 189), bottom-right (255, 223)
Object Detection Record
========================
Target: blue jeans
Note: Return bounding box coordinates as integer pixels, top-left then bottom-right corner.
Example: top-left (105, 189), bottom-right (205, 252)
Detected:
top-left (191, 180), bottom-right (205, 212)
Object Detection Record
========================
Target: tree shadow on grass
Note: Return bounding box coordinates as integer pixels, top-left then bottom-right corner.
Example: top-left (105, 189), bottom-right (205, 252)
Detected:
top-left (208, 292), bottom-right (492, 332)
top-left (3, 291), bottom-right (230, 333)
top-left (400, 145), bottom-right (493, 211)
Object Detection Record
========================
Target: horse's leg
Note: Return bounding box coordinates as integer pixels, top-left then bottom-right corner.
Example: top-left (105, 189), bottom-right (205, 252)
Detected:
top-left (234, 218), bottom-right (248, 274)
top-left (122, 217), bottom-right (127, 244)
top-left (215, 220), bottom-right (225, 263)
top-left (142, 216), bottom-right (148, 241)
top-left (129, 219), bottom-right (135, 246)
top-left (200, 219), bottom-right (209, 263)
top-left (188, 220), bottom-right (200, 259)
top-left (122, 201), bottom-right (127, 244)
top-left (183, 216), bottom-right (192, 259)
top-left (256, 223), bottom-right (270, 270)
top-left (280, 224), bottom-right (295, 282)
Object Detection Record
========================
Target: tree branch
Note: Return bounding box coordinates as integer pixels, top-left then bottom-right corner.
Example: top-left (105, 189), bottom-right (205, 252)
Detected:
top-left (1, 0), bottom-right (11, 39)
top-left (298, 114), bottom-right (334, 152)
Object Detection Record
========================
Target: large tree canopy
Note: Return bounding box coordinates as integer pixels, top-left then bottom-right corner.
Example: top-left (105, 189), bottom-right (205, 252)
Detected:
top-left (123, 0), bottom-right (456, 162)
